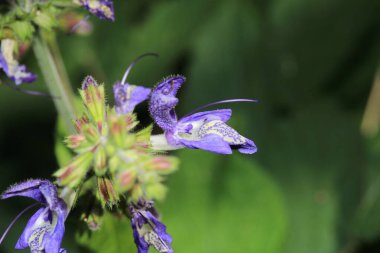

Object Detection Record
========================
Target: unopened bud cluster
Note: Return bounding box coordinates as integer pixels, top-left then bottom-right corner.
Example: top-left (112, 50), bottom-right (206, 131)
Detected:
top-left (54, 76), bottom-right (179, 207)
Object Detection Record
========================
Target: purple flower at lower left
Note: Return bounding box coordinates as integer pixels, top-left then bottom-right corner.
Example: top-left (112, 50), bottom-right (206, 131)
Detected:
top-left (1, 179), bottom-right (68, 253)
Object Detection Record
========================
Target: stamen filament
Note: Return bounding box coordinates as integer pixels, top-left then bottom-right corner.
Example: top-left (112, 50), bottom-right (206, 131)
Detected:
top-left (184, 98), bottom-right (258, 117)
top-left (121, 53), bottom-right (159, 85)
top-left (0, 203), bottom-right (39, 245)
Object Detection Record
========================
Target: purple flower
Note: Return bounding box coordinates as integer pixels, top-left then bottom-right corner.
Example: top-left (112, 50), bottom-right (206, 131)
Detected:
top-left (113, 82), bottom-right (150, 114)
top-left (113, 53), bottom-right (158, 114)
top-left (129, 200), bottom-right (173, 253)
top-left (1, 179), bottom-right (68, 253)
top-left (0, 39), bottom-right (37, 85)
top-left (79, 0), bottom-right (115, 21)
top-left (149, 76), bottom-right (257, 154)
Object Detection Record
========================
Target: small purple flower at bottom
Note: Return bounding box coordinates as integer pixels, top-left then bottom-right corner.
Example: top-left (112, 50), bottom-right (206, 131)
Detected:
top-left (1, 179), bottom-right (68, 253)
top-left (78, 0), bottom-right (115, 21)
top-left (0, 39), bottom-right (37, 85)
top-left (129, 200), bottom-right (173, 253)
top-left (149, 75), bottom-right (257, 154)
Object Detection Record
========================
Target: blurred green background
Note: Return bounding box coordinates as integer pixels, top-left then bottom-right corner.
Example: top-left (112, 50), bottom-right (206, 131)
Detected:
top-left (1, 0), bottom-right (380, 252)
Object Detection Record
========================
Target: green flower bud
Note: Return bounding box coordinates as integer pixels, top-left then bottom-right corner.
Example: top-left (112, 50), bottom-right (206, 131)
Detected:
top-left (80, 76), bottom-right (106, 131)
top-left (115, 169), bottom-right (137, 192)
top-left (54, 152), bottom-right (93, 188)
top-left (146, 156), bottom-right (179, 175)
top-left (94, 147), bottom-right (107, 176)
top-left (97, 177), bottom-right (119, 207)
top-left (65, 134), bottom-right (87, 150)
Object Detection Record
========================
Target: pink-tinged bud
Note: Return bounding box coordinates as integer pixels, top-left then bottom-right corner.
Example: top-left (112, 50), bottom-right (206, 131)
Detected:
top-left (116, 170), bottom-right (137, 192)
top-left (94, 147), bottom-right (107, 176)
top-left (147, 156), bottom-right (179, 174)
top-left (97, 177), bottom-right (119, 207)
top-left (74, 116), bottom-right (89, 132)
top-left (54, 152), bottom-right (93, 188)
top-left (66, 134), bottom-right (86, 149)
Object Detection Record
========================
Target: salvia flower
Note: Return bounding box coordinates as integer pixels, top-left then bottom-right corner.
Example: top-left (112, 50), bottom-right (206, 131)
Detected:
top-left (0, 39), bottom-right (37, 85)
top-left (1, 179), bottom-right (68, 253)
top-left (113, 53), bottom-right (157, 115)
top-left (130, 200), bottom-right (173, 253)
top-left (77, 0), bottom-right (115, 21)
top-left (149, 75), bottom-right (257, 154)
top-left (54, 74), bottom-right (178, 206)
top-left (113, 82), bottom-right (151, 115)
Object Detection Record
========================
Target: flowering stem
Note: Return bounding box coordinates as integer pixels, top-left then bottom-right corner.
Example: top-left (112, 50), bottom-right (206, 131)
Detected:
top-left (33, 32), bottom-right (76, 133)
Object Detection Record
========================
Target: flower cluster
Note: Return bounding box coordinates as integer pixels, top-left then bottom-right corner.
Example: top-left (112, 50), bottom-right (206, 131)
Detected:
top-left (1, 53), bottom-right (257, 253)
top-left (54, 75), bottom-right (179, 206)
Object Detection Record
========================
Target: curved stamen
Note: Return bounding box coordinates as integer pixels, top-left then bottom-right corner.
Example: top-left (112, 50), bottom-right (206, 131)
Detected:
top-left (1, 80), bottom-right (59, 99)
top-left (69, 15), bottom-right (90, 35)
top-left (0, 203), bottom-right (39, 245)
top-left (121, 53), bottom-right (159, 85)
top-left (183, 99), bottom-right (258, 117)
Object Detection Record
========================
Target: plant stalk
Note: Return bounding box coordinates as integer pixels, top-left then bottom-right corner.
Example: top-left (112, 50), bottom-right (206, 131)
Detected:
top-left (33, 33), bottom-right (76, 133)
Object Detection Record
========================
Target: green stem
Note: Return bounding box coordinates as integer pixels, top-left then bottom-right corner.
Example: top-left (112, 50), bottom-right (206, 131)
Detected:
top-left (33, 33), bottom-right (76, 133)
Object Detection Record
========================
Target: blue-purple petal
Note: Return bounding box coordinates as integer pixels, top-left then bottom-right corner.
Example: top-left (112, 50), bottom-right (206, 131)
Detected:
top-left (130, 202), bottom-right (173, 253)
top-left (15, 207), bottom-right (45, 249)
top-left (2, 179), bottom-right (68, 253)
top-left (1, 179), bottom-right (46, 203)
top-left (44, 213), bottom-right (66, 253)
top-left (237, 138), bottom-right (257, 154)
top-left (113, 82), bottom-right (151, 114)
top-left (179, 135), bottom-right (233, 154)
top-left (0, 44), bottom-right (37, 85)
top-left (179, 109), bottom-right (232, 124)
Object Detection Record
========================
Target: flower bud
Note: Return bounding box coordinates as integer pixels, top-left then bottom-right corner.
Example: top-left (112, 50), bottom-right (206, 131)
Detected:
top-left (54, 152), bottom-right (93, 188)
top-left (80, 76), bottom-right (106, 130)
top-left (97, 177), bottom-right (119, 207)
top-left (115, 170), bottom-right (137, 192)
top-left (82, 124), bottom-right (99, 144)
top-left (108, 113), bottom-right (126, 147)
top-left (94, 147), bottom-right (107, 176)
top-left (74, 116), bottom-right (89, 132)
top-left (146, 156), bottom-right (179, 175)
top-left (65, 134), bottom-right (86, 149)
